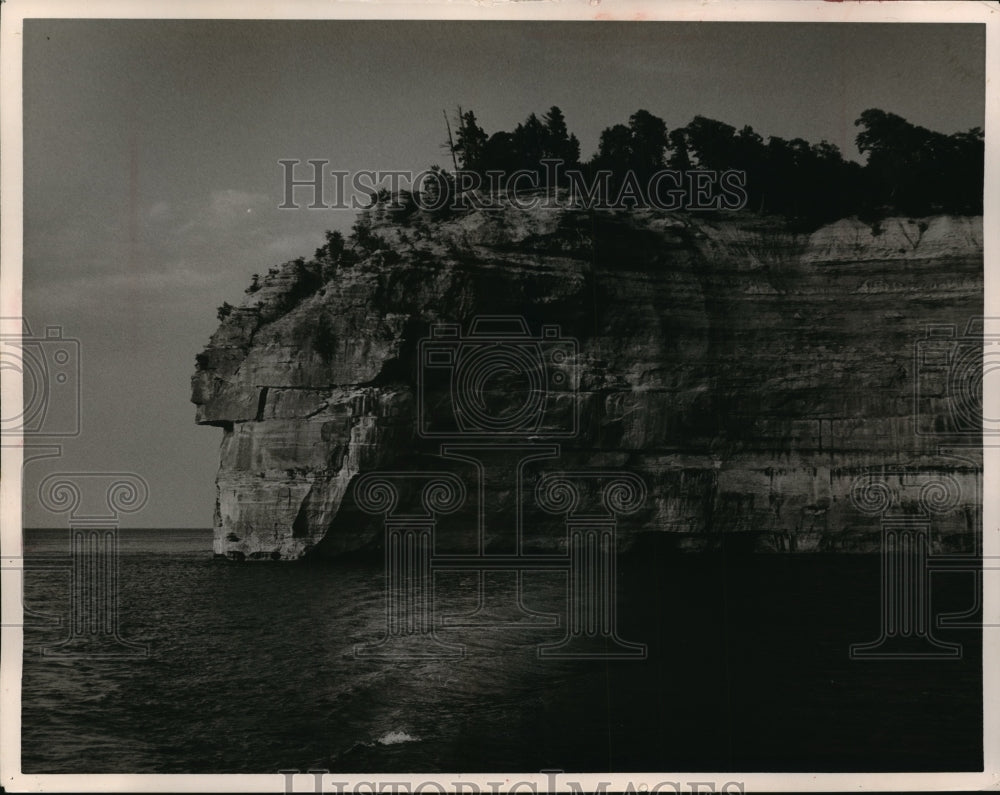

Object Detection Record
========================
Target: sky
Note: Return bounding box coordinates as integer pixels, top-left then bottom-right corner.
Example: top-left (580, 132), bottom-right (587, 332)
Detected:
top-left (20, 19), bottom-right (986, 528)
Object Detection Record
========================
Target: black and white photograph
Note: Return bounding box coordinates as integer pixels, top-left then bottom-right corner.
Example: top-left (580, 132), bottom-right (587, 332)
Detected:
top-left (1, 2), bottom-right (997, 792)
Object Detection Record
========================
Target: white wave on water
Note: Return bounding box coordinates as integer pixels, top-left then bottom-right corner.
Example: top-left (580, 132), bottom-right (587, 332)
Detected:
top-left (376, 730), bottom-right (420, 746)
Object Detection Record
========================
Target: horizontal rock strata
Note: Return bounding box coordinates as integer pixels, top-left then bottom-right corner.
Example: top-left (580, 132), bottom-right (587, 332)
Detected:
top-left (192, 206), bottom-right (982, 559)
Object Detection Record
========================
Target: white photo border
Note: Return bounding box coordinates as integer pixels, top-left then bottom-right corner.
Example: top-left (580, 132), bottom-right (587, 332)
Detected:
top-left (1, 1), bottom-right (996, 792)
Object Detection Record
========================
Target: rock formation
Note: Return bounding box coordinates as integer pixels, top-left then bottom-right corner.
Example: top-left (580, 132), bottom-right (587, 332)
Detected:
top-left (192, 202), bottom-right (982, 559)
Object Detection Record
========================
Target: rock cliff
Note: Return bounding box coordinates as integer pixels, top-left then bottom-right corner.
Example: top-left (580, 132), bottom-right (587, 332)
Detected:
top-left (192, 202), bottom-right (982, 559)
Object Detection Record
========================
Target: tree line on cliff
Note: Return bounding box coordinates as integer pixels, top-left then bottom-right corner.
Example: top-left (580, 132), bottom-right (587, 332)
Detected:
top-left (446, 105), bottom-right (983, 223)
top-left (214, 107), bottom-right (982, 324)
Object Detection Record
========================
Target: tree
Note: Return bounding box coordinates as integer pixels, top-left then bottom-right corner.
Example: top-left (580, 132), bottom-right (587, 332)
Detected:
top-left (511, 113), bottom-right (548, 176)
top-left (627, 109), bottom-right (668, 180)
top-left (947, 126), bottom-right (984, 213)
top-left (542, 105), bottom-right (580, 168)
top-left (854, 108), bottom-right (945, 214)
top-left (482, 131), bottom-right (519, 179)
top-left (684, 116), bottom-right (738, 170)
top-left (426, 104), bottom-right (982, 221)
top-left (316, 230), bottom-right (345, 279)
top-left (667, 128), bottom-right (691, 171)
top-left (594, 123), bottom-right (631, 173)
top-left (454, 109), bottom-right (488, 172)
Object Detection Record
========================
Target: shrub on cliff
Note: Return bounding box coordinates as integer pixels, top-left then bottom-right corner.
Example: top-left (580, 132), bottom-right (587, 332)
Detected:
top-left (350, 216), bottom-right (389, 252)
top-left (315, 230), bottom-right (344, 262)
top-left (420, 166), bottom-right (457, 220)
top-left (315, 231), bottom-right (346, 280)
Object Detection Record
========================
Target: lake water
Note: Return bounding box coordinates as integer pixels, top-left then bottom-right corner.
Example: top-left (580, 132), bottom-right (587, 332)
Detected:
top-left (21, 529), bottom-right (982, 774)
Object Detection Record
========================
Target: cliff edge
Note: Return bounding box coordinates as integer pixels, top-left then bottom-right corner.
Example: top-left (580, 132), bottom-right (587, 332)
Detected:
top-left (192, 203), bottom-right (982, 559)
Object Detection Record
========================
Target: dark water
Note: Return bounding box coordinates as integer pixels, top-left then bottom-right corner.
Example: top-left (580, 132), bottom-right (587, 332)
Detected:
top-left (21, 529), bottom-right (982, 774)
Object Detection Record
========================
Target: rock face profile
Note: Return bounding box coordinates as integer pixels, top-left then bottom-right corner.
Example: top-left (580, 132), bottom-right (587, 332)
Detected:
top-left (192, 202), bottom-right (982, 560)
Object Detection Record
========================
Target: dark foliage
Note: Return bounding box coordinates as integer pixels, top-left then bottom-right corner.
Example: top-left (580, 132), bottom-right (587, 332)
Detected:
top-left (442, 106), bottom-right (983, 223)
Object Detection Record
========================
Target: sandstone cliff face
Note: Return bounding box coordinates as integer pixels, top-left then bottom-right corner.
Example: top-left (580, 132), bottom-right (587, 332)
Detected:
top-left (192, 204), bottom-right (982, 560)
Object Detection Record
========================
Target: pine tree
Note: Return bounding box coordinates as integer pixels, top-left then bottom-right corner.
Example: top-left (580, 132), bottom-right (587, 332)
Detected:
top-left (512, 113), bottom-right (547, 176)
top-left (667, 128), bottom-right (691, 170)
top-left (542, 106), bottom-right (580, 167)
top-left (455, 110), bottom-right (488, 173)
top-left (627, 109), bottom-right (668, 180)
